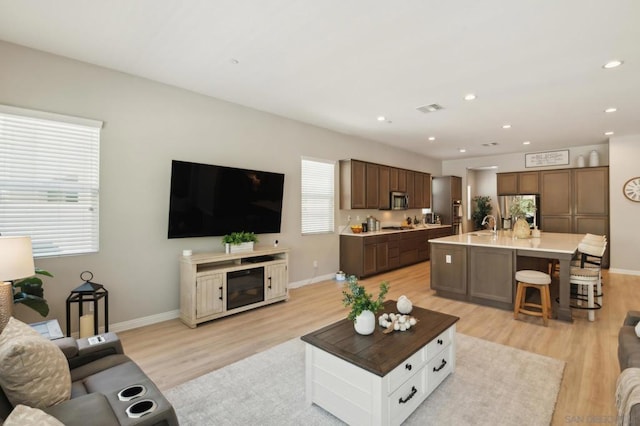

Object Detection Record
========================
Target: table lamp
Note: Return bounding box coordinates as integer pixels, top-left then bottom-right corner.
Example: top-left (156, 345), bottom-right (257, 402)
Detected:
top-left (0, 236), bottom-right (36, 331)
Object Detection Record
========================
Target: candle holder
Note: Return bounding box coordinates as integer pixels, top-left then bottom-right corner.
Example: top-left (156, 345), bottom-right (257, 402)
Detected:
top-left (65, 271), bottom-right (108, 337)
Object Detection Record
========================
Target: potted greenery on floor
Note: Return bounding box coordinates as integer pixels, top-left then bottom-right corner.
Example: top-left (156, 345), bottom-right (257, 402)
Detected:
top-left (222, 231), bottom-right (258, 254)
top-left (342, 275), bottom-right (389, 335)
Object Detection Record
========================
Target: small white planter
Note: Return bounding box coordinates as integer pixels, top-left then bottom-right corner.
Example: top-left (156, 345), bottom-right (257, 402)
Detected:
top-left (229, 242), bottom-right (254, 253)
top-left (354, 310), bottom-right (376, 335)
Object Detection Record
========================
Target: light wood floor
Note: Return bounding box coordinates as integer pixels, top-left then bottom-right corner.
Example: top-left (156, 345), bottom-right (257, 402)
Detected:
top-left (119, 262), bottom-right (639, 425)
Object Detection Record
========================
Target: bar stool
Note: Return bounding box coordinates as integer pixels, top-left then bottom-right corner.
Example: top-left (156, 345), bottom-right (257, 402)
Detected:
top-left (570, 239), bottom-right (607, 322)
top-left (514, 270), bottom-right (552, 326)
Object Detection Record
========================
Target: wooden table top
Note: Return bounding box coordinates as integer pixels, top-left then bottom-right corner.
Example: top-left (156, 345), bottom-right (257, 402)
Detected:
top-left (301, 300), bottom-right (459, 377)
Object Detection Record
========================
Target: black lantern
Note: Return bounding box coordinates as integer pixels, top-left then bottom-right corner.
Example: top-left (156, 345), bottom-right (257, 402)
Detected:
top-left (65, 271), bottom-right (109, 337)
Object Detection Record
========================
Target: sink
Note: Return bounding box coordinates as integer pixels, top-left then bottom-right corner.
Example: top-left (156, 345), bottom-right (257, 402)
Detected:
top-left (469, 232), bottom-right (495, 237)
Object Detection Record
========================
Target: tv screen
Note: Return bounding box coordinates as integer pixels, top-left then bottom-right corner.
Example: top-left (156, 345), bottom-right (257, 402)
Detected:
top-left (168, 160), bottom-right (285, 238)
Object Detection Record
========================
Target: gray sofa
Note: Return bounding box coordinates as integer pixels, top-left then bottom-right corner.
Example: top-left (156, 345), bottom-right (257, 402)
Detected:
top-left (0, 332), bottom-right (178, 426)
top-left (618, 311), bottom-right (640, 424)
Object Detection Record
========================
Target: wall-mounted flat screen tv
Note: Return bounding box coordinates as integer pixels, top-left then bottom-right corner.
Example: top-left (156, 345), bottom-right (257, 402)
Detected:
top-left (168, 160), bottom-right (285, 238)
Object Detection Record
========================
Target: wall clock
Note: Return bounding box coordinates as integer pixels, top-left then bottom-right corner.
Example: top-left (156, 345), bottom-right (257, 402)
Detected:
top-left (623, 177), bottom-right (640, 202)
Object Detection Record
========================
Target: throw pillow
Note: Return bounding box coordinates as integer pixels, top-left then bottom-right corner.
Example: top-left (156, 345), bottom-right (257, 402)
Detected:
top-left (4, 404), bottom-right (64, 426)
top-left (635, 321), bottom-right (640, 338)
top-left (0, 317), bottom-right (71, 408)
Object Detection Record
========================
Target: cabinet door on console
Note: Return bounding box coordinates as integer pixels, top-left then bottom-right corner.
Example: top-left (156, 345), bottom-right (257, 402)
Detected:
top-left (196, 272), bottom-right (224, 318)
top-left (265, 263), bottom-right (287, 300)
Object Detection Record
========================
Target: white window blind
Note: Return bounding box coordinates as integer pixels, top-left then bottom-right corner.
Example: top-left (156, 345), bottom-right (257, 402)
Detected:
top-left (301, 157), bottom-right (335, 235)
top-left (0, 105), bottom-right (102, 257)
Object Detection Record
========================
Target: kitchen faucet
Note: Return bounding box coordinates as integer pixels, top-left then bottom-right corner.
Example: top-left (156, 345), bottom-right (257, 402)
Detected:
top-left (482, 215), bottom-right (497, 233)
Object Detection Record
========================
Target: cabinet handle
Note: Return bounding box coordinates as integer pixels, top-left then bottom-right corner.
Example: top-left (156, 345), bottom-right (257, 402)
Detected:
top-left (219, 287), bottom-right (223, 300)
top-left (398, 386), bottom-right (417, 404)
top-left (433, 359), bottom-right (447, 372)
top-left (437, 339), bottom-right (443, 345)
top-left (405, 363), bottom-right (412, 371)
top-left (268, 277), bottom-right (272, 289)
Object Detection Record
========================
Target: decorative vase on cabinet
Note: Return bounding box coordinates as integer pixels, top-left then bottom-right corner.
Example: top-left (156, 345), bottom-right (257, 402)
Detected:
top-left (354, 310), bottom-right (376, 335)
top-left (513, 217), bottom-right (531, 239)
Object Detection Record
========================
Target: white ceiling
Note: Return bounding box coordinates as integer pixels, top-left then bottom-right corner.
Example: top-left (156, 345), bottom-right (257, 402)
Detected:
top-left (1, 0), bottom-right (639, 160)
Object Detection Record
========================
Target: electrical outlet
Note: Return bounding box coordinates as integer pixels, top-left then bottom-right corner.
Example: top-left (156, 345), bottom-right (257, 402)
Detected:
top-left (347, 215), bottom-right (351, 222)
top-left (446, 255), bottom-right (452, 264)
top-left (313, 260), bottom-right (318, 268)
top-left (356, 216), bottom-right (360, 222)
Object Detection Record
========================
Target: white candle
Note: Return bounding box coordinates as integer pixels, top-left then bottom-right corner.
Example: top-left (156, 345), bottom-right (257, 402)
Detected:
top-left (79, 314), bottom-right (94, 338)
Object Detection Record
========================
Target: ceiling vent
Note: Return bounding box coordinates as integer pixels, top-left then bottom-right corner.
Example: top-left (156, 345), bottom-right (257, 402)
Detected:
top-left (416, 104), bottom-right (444, 114)
top-left (482, 142), bottom-right (499, 147)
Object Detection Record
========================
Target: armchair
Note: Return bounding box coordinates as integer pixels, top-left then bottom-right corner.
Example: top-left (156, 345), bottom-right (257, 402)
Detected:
top-left (0, 318), bottom-right (178, 425)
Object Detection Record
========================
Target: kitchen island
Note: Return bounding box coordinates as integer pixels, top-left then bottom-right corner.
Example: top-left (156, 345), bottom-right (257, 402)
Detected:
top-left (429, 231), bottom-right (584, 322)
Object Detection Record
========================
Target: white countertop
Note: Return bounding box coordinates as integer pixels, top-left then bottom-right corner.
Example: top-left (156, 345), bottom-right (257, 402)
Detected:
top-left (429, 230), bottom-right (585, 254)
top-left (341, 224), bottom-right (452, 237)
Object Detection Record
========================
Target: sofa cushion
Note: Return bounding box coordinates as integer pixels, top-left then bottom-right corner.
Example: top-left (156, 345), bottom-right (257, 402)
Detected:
top-left (620, 325), bottom-right (640, 371)
top-left (4, 404), bottom-right (64, 426)
top-left (0, 317), bottom-right (71, 408)
top-left (42, 393), bottom-right (121, 426)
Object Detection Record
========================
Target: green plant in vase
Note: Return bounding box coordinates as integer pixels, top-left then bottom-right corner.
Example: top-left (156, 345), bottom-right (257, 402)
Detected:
top-left (471, 196), bottom-right (493, 231)
top-left (221, 231), bottom-right (258, 245)
top-left (13, 268), bottom-right (53, 317)
top-left (342, 276), bottom-right (389, 335)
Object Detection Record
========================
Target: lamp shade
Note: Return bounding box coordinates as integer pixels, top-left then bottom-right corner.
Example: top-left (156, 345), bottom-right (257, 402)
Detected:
top-left (0, 236), bottom-right (35, 281)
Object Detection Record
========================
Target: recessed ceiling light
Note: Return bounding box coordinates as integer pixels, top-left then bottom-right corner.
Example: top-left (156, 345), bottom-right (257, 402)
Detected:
top-left (502, 124), bottom-right (512, 129)
top-left (377, 116), bottom-right (386, 122)
top-left (459, 148), bottom-right (467, 153)
top-left (428, 136), bottom-right (436, 141)
top-left (603, 60), bottom-right (623, 69)
top-left (604, 107), bottom-right (617, 113)
top-left (522, 141), bottom-right (531, 145)
top-left (464, 94), bottom-right (476, 101)
top-left (605, 131), bottom-right (614, 136)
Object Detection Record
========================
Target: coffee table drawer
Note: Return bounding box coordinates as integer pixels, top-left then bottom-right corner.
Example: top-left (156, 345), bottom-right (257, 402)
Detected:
top-left (387, 347), bottom-right (425, 393)
top-left (388, 367), bottom-right (427, 425)
top-left (427, 344), bottom-right (453, 393)
top-left (425, 326), bottom-right (453, 359)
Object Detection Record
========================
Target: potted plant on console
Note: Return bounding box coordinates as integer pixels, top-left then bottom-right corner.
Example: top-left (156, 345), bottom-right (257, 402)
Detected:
top-left (342, 275), bottom-right (389, 335)
top-left (222, 231), bottom-right (258, 254)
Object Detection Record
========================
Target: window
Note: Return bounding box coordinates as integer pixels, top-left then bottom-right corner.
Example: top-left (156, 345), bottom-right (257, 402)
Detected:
top-left (0, 105), bottom-right (102, 257)
top-left (301, 157), bottom-right (335, 235)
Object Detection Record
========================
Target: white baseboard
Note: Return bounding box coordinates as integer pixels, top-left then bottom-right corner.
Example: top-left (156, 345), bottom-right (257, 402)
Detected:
top-left (108, 309), bottom-right (180, 333)
top-left (97, 275), bottom-right (337, 334)
top-left (289, 273), bottom-right (336, 289)
top-left (609, 268), bottom-right (640, 277)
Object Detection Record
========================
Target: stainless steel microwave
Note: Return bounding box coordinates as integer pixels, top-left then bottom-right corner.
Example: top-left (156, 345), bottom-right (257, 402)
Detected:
top-left (390, 192), bottom-right (409, 210)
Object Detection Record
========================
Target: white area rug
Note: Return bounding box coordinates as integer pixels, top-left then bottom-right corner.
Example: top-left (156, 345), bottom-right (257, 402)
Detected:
top-left (166, 334), bottom-right (564, 425)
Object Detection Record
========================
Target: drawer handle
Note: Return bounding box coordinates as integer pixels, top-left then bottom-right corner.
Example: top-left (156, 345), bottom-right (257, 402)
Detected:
top-left (398, 386), bottom-right (417, 404)
top-left (405, 363), bottom-right (412, 371)
top-left (433, 359), bottom-right (447, 372)
top-left (437, 338), bottom-right (443, 345)
top-left (219, 286), bottom-right (223, 300)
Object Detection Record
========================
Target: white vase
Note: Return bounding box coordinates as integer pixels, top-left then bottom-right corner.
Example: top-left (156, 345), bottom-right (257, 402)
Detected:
top-left (512, 217), bottom-right (531, 239)
top-left (354, 310), bottom-right (376, 335)
top-left (577, 155), bottom-right (586, 168)
top-left (225, 243), bottom-right (230, 254)
top-left (589, 150), bottom-right (600, 167)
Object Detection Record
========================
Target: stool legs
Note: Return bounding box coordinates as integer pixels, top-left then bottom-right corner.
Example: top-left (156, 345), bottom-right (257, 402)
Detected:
top-left (514, 282), bottom-right (552, 326)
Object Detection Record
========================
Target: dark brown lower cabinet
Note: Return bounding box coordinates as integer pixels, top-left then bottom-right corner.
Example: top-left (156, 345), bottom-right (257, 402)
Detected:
top-left (340, 227), bottom-right (451, 278)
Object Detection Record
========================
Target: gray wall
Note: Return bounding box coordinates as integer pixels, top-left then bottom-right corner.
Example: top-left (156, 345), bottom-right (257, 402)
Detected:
top-left (0, 41), bottom-right (441, 330)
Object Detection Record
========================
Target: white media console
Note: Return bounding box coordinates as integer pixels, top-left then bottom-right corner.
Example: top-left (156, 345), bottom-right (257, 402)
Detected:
top-left (179, 247), bottom-right (289, 328)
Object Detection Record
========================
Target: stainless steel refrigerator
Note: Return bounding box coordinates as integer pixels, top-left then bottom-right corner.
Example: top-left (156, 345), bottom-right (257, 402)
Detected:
top-left (498, 195), bottom-right (540, 230)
